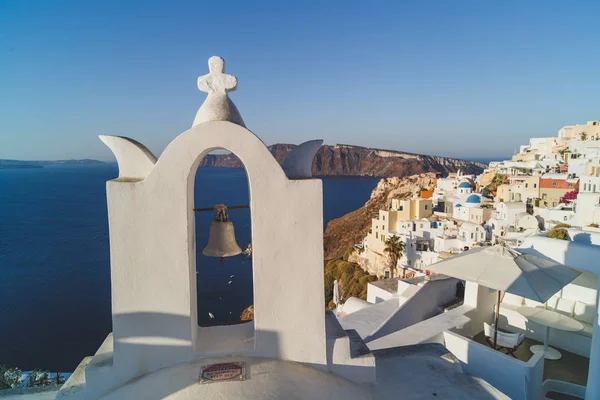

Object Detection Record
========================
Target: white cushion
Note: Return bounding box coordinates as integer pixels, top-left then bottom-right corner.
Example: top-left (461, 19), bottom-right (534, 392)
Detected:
top-left (561, 272), bottom-right (599, 305)
top-left (554, 298), bottom-right (575, 317)
top-left (545, 296), bottom-right (559, 310)
top-left (574, 301), bottom-right (596, 325)
top-left (503, 292), bottom-right (524, 307)
top-left (578, 322), bottom-right (594, 338)
top-left (524, 298), bottom-right (544, 308)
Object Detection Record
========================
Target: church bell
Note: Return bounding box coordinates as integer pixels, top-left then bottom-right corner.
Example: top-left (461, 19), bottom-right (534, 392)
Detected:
top-left (202, 204), bottom-right (243, 258)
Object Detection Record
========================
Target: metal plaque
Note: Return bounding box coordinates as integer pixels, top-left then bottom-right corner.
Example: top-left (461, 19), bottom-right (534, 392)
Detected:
top-left (199, 362), bottom-right (246, 384)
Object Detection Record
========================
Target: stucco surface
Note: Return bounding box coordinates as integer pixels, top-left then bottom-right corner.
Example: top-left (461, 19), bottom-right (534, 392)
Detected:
top-left (100, 357), bottom-right (373, 400)
top-left (68, 120), bottom-right (328, 398)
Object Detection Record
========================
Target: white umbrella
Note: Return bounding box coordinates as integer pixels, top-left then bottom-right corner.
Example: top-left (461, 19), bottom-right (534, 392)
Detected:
top-left (428, 245), bottom-right (580, 348)
top-left (333, 279), bottom-right (340, 306)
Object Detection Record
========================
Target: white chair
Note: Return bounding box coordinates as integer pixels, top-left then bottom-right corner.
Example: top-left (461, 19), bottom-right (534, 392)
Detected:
top-left (484, 322), bottom-right (525, 358)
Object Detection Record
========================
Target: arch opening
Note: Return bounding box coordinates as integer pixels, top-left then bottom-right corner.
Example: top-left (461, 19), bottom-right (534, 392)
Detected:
top-left (192, 149), bottom-right (255, 352)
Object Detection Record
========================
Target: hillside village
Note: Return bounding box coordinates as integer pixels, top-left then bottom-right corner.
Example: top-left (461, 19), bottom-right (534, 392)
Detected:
top-left (351, 120), bottom-right (600, 280)
top-left (328, 120), bottom-right (600, 400)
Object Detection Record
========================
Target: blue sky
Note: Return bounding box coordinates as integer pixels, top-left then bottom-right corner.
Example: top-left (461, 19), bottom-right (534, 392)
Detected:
top-left (1, 1), bottom-right (599, 161)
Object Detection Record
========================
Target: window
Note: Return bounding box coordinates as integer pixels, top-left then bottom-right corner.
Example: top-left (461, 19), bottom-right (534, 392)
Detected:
top-left (420, 223), bottom-right (423, 228)
top-left (568, 183), bottom-right (573, 187)
top-left (471, 233), bottom-right (474, 239)
top-left (381, 236), bottom-right (385, 242)
top-left (534, 184), bottom-right (537, 188)
top-left (553, 202), bottom-right (557, 207)
top-left (552, 182), bottom-right (557, 186)
top-left (382, 215), bottom-right (385, 220)
top-left (542, 193), bottom-right (547, 200)
top-left (525, 183), bottom-right (528, 188)
top-left (399, 206), bottom-right (404, 211)
top-left (376, 232), bottom-right (378, 239)
top-left (424, 204), bottom-right (428, 210)
top-left (384, 270), bottom-right (390, 279)
top-left (594, 185), bottom-right (597, 192)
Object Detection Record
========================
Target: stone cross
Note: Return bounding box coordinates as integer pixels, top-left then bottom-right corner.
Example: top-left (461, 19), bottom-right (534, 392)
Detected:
top-left (197, 56), bottom-right (238, 94)
top-left (192, 56), bottom-right (245, 128)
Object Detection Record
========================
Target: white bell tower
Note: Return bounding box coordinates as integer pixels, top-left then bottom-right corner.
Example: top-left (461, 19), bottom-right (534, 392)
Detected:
top-left (57, 56), bottom-right (375, 399)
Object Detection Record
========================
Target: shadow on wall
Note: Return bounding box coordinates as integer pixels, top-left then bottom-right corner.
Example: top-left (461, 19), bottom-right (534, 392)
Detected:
top-left (464, 335), bottom-right (544, 400)
top-left (111, 311), bottom-right (280, 357)
top-left (443, 330), bottom-right (544, 400)
top-left (79, 312), bottom-right (285, 398)
top-left (572, 232), bottom-right (592, 245)
top-left (535, 215), bottom-right (545, 231)
top-left (77, 312), bottom-right (379, 398)
top-left (372, 343), bottom-right (502, 400)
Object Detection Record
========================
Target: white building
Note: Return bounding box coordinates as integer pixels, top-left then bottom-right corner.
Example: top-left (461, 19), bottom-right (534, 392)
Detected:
top-left (433, 221), bottom-right (486, 252)
top-left (494, 202), bottom-right (526, 228)
top-left (517, 137), bottom-right (560, 161)
top-left (457, 181), bottom-right (473, 195)
top-left (558, 120), bottom-right (600, 140)
top-left (451, 194), bottom-right (493, 224)
top-left (535, 204), bottom-right (576, 228)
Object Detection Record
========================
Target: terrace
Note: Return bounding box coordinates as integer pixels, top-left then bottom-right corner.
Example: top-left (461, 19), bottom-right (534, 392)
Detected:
top-left (471, 333), bottom-right (589, 390)
top-left (351, 237), bottom-right (600, 399)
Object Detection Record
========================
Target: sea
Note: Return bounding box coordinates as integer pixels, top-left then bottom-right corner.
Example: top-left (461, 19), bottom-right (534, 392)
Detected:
top-left (0, 164), bottom-right (379, 372)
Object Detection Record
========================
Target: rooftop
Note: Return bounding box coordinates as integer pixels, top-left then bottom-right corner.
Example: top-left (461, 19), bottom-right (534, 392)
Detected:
top-left (372, 344), bottom-right (508, 399)
top-left (466, 194), bottom-right (481, 203)
top-left (369, 279), bottom-right (399, 294)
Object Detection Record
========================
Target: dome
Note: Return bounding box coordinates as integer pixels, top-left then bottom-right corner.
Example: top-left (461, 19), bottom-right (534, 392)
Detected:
top-left (466, 195), bottom-right (481, 204)
top-left (341, 297), bottom-right (370, 315)
top-left (102, 356), bottom-right (374, 400)
top-left (455, 204), bottom-right (462, 208)
top-left (458, 182), bottom-right (471, 189)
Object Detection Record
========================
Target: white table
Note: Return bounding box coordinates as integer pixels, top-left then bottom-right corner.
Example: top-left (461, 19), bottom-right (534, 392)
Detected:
top-left (517, 306), bottom-right (583, 360)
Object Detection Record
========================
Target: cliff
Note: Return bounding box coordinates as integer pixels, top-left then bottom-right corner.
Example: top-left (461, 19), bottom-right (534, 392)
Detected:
top-left (323, 173), bottom-right (438, 261)
top-left (200, 144), bottom-right (486, 177)
top-left (241, 173), bottom-right (436, 319)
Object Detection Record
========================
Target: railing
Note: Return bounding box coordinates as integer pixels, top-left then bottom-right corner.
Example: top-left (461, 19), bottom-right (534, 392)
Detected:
top-left (541, 380), bottom-right (585, 400)
top-left (443, 330), bottom-right (545, 400)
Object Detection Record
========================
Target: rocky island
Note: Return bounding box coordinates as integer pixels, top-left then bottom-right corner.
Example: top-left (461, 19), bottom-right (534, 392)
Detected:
top-left (0, 159), bottom-right (105, 169)
top-left (201, 144), bottom-right (485, 177)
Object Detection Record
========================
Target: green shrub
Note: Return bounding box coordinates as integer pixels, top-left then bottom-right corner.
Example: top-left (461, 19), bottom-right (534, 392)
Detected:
top-left (483, 173), bottom-right (508, 195)
top-left (343, 247), bottom-right (355, 261)
top-left (548, 227), bottom-right (569, 240)
top-left (27, 369), bottom-right (50, 387)
top-left (0, 365), bottom-right (22, 389)
top-left (324, 259), bottom-right (377, 308)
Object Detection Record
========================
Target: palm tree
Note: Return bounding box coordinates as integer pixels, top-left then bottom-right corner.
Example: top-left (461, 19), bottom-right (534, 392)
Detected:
top-left (384, 235), bottom-right (405, 279)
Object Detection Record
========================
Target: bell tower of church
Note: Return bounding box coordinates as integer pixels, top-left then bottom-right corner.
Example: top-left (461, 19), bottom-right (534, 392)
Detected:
top-left (57, 56), bottom-right (375, 399)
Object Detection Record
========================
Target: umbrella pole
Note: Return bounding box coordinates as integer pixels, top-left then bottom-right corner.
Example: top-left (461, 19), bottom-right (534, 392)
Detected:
top-left (493, 290), bottom-right (501, 349)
